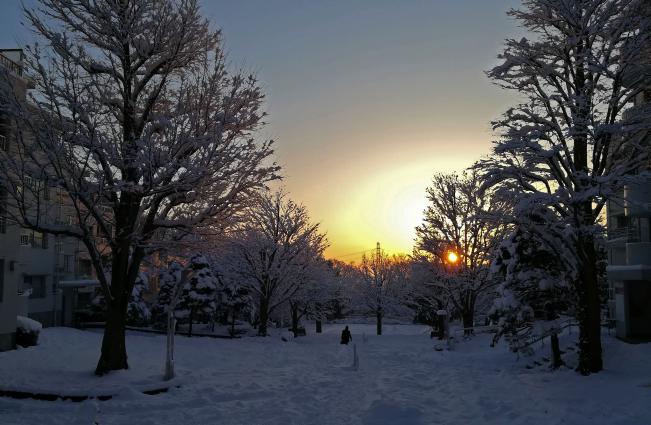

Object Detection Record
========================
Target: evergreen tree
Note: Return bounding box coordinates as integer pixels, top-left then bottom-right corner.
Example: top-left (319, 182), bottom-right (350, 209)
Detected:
top-left (177, 255), bottom-right (218, 336)
top-left (219, 277), bottom-right (250, 337)
top-left (127, 273), bottom-right (151, 326)
top-left (152, 262), bottom-right (184, 329)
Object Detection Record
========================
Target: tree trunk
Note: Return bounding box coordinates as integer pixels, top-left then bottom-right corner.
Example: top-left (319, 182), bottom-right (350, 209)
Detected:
top-left (462, 311), bottom-right (474, 336)
top-left (291, 303), bottom-right (299, 337)
top-left (550, 333), bottom-right (563, 369)
top-left (316, 320), bottom-right (322, 333)
top-left (258, 297), bottom-right (270, 336)
top-left (95, 252), bottom-right (134, 375)
top-left (95, 297), bottom-right (128, 375)
top-left (576, 234), bottom-right (603, 374)
top-left (230, 310), bottom-right (236, 338)
top-left (188, 308), bottom-right (194, 337)
top-left (572, 39), bottom-right (603, 374)
top-left (376, 311), bottom-right (382, 336)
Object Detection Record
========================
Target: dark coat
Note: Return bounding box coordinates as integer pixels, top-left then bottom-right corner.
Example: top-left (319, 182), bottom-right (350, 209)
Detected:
top-left (340, 328), bottom-right (352, 344)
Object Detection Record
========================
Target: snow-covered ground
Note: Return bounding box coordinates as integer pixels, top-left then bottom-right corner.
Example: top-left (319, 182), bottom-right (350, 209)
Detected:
top-left (1, 324), bottom-right (650, 425)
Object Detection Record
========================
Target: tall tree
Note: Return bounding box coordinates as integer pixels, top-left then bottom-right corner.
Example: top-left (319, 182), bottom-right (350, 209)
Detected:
top-left (0, 0), bottom-right (278, 374)
top-left (414, 171), bottom-right (509, 333)
top-left (480, 0), bottom-right (651, 374)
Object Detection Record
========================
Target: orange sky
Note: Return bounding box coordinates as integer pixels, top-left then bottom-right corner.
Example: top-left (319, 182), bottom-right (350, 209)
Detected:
top-left (0, 1), bottom-right (523, 262)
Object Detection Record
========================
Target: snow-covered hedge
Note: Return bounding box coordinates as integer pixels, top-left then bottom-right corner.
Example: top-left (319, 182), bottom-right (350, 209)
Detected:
top-left (16, 315), bottom-right (42, 347)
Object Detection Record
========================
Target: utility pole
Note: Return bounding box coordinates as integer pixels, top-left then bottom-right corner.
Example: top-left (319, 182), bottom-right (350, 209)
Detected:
top-left (375, 241), bottom-right (382, 336)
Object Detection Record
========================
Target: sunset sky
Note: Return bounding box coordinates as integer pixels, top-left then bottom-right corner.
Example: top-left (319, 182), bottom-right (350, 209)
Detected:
top-left (0, 0), bottom-right (522, 261)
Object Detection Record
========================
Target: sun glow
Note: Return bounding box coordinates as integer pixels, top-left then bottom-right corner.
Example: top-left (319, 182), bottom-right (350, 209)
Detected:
top-left (320, 162), bottom-right (432, 261)
top-left (446, 251), bottom-right (459, 264)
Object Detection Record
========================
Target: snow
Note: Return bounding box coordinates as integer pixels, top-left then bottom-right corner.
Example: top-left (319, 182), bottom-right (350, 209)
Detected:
top-left (16, 316), bottom-right (42, 333)
top-left (1, 324), bottom-right (651, 424)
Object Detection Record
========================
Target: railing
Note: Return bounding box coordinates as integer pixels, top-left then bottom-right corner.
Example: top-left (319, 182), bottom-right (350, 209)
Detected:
top-left (0, 53), bottom-right (23, 77)
top-left (508, 318), bottom-right (576, 353)
top-left (607, 225), bottom-right (639, 242)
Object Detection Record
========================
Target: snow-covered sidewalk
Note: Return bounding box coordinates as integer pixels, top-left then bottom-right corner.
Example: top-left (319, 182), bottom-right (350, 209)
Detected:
top-left (0, 324), bottom-right (650, 425)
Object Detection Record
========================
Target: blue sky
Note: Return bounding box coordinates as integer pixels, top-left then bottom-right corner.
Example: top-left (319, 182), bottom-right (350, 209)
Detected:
top-left (0, 0), bottom-right (524, 259)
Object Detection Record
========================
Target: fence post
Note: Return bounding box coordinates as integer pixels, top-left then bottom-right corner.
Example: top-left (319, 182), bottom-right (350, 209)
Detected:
top-left (353, 343), bottom-right (359, 370)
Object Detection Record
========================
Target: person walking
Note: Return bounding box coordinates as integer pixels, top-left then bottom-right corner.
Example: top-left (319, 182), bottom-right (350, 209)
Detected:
top-left (340, 326), bottom-right (352, 345)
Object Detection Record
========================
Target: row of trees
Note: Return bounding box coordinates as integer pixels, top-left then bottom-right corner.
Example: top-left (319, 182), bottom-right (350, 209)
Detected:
top-left (412, 0), bottom-right (651, 375)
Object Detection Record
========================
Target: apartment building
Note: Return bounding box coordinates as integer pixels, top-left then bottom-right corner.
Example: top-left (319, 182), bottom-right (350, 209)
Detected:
top-left (606, 28), bottom-right (651, 341)
top-left (0, 49), bottom-right (97, 351)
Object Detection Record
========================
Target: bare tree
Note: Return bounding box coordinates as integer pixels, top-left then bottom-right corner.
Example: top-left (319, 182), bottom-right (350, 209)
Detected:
top-left (222, 191), bottom-right (327, 336)
top-left (356, 252), bottom-right (413, 335)
top-left (0, 0), bottom-right (278, 374)
top-left (479, 0), bottom-right (651, 374)
top-left (414, 171), bottom-right (510, 334)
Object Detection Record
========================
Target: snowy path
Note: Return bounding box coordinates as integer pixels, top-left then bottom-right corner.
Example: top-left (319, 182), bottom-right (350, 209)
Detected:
top-left (1, 324), bottom-right (650, 424)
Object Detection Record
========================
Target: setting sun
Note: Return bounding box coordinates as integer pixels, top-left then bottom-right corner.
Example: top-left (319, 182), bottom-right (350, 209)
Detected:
top-left (446, 251), bottom-right (459, 264)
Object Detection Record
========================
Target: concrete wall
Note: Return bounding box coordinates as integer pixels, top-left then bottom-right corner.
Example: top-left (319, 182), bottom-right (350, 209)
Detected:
top-left (0, 258), bottom-right (16, 351)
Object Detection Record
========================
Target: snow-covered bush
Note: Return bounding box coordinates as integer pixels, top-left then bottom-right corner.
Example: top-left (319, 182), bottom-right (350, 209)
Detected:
top-left (91, 272), bottom-right (152, 327)
top-left (16, 315), bottom-right (42, 347)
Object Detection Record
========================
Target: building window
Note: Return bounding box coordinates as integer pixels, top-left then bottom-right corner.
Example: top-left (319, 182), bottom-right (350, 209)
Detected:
top-left (20, 233), bottom-right (30, 246)
top-left (31, 231), bottom-right (43, 249)
top-left (41, 233), bottom-right (48, 249)
top-left (0, 134), bottom-right (6, 151)
top-left (25, 275), bottom-right (47, 299)
top-left (54, 239), bottom-right (63, 254)
top-left (56, 187), bottom-right (65, 206)
top-left (77, 258), bottom-right (92, 277)
top-left (64, 254), bottom-right (73, 273)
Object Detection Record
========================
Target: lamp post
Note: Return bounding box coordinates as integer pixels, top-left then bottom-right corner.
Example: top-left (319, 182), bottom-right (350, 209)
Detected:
top-left (164, 268), bottom-right (193, 381)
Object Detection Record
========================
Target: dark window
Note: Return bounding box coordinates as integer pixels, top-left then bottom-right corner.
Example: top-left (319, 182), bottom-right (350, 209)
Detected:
top-left (77, 259), bottom-right (92, 277)
top-left (25, 275), bottom-right (46, 299)
top-left (31, 231), bottom-right (43, 249)
top-left (64, 255), bottom-right (73, 273)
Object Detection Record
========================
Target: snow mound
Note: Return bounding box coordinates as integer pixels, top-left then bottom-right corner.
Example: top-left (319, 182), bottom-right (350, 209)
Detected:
top-left (16, 316), bottom-right (42, 333)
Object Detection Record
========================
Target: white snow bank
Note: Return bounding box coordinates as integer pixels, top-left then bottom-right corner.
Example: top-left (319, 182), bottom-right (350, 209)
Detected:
top-left (0, 325), bottom-right (650, 425)
top-left (16, 316), bottom-right (42, 333)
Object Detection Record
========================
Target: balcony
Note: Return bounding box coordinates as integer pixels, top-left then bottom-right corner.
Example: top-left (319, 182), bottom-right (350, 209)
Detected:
top-left (627, 242), bottom-right (651, 266)
top-left (0, 51), bottom-right (23, 77)
top-left (622, 102), bottom-right (651, 124)
top-left (625, 182), bottom-right (651, 218)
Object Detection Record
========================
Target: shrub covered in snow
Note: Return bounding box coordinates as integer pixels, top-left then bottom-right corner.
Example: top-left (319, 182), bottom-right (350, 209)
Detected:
top-left (16, 316), bottom-right (42, 347)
